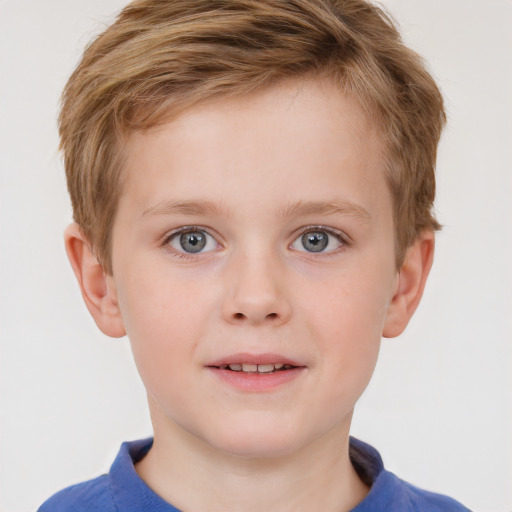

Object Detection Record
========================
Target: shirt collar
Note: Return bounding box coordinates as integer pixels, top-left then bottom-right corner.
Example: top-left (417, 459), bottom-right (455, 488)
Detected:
top-left (108, 437), bottom-right (397, 512)
top-left (109, 438), bottom-right (180, 512)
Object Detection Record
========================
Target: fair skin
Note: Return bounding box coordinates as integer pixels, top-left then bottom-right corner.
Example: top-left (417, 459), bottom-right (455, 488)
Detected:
top-left (66, 78), bottom-right (434, 512)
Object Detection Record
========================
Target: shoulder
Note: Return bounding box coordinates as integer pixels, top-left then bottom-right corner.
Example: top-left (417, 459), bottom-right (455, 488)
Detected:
top-left (38, 474), bottom-right (116, 512)
top-left (349, 438), bottom-right (471, 512)
top-left (377, 471), bottom-right (472, 512)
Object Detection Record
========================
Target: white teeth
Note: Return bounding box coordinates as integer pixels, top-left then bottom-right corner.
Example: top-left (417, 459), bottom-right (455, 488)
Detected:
top-left (224, 363), bottom-right (292, 373)
top-left (257, 364), bottom-right (275, 373)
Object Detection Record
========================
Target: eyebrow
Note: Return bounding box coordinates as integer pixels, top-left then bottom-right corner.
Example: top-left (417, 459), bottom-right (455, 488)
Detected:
top-left (141, 199), bottom-right (371, 222)
top-left (141, 200), bottom-right (231, 219)
top-left (277, 200), bottom-right (372, 222)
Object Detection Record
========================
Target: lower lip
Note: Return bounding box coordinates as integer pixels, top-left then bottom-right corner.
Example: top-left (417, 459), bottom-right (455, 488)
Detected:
top-left (207, 367), bottom-right (305, 392)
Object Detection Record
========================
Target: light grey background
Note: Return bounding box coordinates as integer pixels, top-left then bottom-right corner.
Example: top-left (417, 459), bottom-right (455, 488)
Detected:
top-left (1, 1), bottom-right (511, 511)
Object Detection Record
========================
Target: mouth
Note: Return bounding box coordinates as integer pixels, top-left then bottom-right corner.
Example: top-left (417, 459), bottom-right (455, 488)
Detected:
top-left (207, 353), bottom-right (304, 372)
top-left (206, 353), bottom-right (305, 391)
top-left (215, 363), bottom-right (298, 374)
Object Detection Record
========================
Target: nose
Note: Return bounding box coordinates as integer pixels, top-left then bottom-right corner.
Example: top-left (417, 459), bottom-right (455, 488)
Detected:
top-left (221, 251), bottom-right (292, 326)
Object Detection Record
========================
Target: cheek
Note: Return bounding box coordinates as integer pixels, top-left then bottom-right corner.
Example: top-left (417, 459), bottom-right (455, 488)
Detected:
top-left (300, 264), bottom-right (393, 392)
top-left (302, 261), bottom-right (393, 340)
top-left (116, 269), bottom-right (216, 383)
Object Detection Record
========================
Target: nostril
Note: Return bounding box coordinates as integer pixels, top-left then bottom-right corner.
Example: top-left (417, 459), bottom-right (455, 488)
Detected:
top-left (232, 312), bottom-right (278, 321)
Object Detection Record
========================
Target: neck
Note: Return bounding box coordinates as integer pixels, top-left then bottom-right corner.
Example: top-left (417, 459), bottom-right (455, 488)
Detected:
top-left (136, 410), bottom-right (369, 512)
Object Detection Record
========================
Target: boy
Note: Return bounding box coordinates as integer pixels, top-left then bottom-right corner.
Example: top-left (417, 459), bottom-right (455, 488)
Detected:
top-left (39, 0), bottom-right (470, 510)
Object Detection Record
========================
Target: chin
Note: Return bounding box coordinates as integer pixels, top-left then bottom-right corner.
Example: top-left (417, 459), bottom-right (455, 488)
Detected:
top-left (218, 438), bottom-right (301, 460)
top-left (203, 420), bottom-right (312, 460)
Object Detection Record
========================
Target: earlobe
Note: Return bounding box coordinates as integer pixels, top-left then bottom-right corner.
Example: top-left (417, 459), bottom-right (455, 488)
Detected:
top-left (382, 231), bottom-right (435, 338)
top-left (64, 223), bottom-right (126, 338)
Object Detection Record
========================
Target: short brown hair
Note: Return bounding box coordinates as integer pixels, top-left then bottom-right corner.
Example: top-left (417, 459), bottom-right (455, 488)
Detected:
top-left (60, 0), bottom-right (445, 273)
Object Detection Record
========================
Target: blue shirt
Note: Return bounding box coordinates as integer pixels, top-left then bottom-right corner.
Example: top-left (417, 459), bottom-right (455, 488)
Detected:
top-left (39, 438), bottom-right (471, 511)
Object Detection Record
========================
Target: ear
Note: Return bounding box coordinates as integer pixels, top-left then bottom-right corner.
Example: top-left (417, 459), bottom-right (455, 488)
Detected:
top-left (64, 223), bottom-right (126, 338)
top-left (382, 231), bottom-right (435, 338)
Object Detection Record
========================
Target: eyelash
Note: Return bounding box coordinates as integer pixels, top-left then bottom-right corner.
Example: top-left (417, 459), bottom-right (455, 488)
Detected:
top-left (161, 225), bottom-right (350, 259)
top-left (292, 225), bottom-right (350, 254)
top-left (162, 225), bottom-right (219, 260)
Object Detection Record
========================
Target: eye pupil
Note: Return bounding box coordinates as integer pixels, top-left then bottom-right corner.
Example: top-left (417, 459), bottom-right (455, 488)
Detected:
top-left (180, 231), bottom-right (206, 253)
top-left (302, 232), bottom-right (328, 252)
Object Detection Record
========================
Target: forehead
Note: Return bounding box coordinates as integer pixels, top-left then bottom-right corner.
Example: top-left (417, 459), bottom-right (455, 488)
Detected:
top-left (119, 78), bottom-right (389, 222)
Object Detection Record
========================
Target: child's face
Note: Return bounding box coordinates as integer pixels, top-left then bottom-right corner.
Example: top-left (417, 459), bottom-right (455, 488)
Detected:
top-left (109, 78), bottom-right (399, 457)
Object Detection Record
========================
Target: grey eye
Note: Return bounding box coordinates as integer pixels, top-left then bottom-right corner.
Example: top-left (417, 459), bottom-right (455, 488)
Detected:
top-left (179, 231), bottom-right (206, 253)
top-left (168, 228), bottom-right (219, 255)
top-left (301, 231), bottom-right (329, 252)
top-left (291, 228), bottom-right (344, 254)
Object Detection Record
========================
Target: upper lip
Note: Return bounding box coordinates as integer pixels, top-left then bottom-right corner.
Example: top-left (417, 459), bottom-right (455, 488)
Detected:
top-left (206, 352), bottom-right (305, 368)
